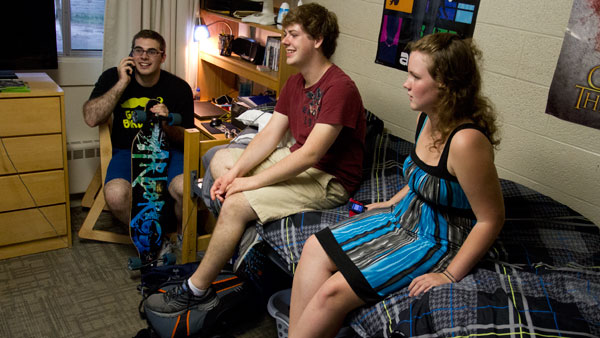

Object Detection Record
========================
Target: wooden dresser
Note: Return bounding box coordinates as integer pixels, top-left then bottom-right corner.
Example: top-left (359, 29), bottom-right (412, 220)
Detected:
top-left (0, 73), bottom-right (71, 259)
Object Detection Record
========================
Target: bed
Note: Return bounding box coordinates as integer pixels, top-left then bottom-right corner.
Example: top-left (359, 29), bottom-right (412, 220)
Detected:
top-left (193, 114), bottom-right (600, 337)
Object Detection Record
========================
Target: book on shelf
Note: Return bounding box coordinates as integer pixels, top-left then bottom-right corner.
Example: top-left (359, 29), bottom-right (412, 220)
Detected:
top-left (263, 36), bottom-right (281, 71)
top-left (268, 46), bottom-right (274, 70)
top-left (0, 79), bottom-right (30, 92)
top-left (274, 47), bottom-right (280, 71)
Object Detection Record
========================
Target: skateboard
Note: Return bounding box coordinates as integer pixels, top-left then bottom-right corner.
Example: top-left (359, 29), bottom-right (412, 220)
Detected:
top-left (128, 99), bottom-right (180, 271)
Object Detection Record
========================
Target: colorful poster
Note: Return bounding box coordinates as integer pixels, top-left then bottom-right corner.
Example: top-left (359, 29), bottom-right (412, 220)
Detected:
top-left (545, 0), bottom-right (600, 130)
top-left (375, 0), bottom-right (481, 71)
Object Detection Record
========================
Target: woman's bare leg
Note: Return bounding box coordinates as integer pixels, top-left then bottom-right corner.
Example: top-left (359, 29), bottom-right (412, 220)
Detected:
top-left (290, 271), bottom-right (364, 338)
top-left (289, 235), bottom-right (365, 337)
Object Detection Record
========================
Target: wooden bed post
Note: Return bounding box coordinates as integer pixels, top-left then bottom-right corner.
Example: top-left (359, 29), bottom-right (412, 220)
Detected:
top-left (181, 128), bottom-right (200, 263)
top-left (180, 128), bottom-right (230, 263)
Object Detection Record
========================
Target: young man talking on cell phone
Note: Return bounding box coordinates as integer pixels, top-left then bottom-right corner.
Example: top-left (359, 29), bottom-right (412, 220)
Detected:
top-left (83, 29), bottom-right (194, 238)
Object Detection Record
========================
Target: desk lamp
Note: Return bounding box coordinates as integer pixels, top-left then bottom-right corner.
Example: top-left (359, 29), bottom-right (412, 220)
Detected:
top-left (194, 20), bottom-right (235, 56)
top-left (194, 20), bottom-right (233, 42)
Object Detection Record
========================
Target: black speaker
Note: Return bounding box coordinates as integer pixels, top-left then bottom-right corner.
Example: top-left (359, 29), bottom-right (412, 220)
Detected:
top-left (204, 0), bottom-right (263, 15)
top-left (231, 37), bottom-right (265, 65)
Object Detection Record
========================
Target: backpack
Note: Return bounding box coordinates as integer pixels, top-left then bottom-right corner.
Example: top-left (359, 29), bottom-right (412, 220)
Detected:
top-left (135, 264), bottom-right (257, 338)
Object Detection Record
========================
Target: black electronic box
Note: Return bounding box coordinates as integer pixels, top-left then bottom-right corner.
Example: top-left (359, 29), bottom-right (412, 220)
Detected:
top-left (204, 0), bottom-right (263, 16)
top-left (232, 37), bottom-right (265, 65)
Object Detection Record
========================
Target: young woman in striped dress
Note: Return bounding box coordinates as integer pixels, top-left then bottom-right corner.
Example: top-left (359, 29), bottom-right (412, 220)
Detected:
top-left (288, 32), bottom-right (505, 338)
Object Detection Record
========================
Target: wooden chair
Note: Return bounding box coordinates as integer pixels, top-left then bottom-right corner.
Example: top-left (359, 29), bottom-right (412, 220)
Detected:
top-left (78, 122), bottom-right (130, 244)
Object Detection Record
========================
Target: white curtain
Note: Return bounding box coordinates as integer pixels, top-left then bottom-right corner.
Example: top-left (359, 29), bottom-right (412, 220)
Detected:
top-left (102, 0), bottom-right (200, 90)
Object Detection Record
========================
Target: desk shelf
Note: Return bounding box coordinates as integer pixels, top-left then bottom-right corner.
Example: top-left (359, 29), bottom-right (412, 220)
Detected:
top-left (200, 50), bottom-right (280, 91)
top-left (197, 9), bottom-right (296, 101)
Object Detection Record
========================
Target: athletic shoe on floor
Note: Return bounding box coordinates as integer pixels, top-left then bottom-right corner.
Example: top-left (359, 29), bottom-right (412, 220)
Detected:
top-left (158, 239), bottom-right (174, 258)
top-left (233, 226), bottom-right (261, 272)
top-left (144, 281), bottom-right (219, 316)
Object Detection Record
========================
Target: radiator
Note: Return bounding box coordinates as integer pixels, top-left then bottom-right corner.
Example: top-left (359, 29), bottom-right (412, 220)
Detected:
top-left (66, 140), bottom-right (100, 194)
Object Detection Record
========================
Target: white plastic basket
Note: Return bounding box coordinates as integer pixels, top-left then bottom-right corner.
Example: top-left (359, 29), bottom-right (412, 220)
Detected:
top-left (266, 288), bottom-right (357, 337)
top-left (267, 288), bottom-right (292, 338)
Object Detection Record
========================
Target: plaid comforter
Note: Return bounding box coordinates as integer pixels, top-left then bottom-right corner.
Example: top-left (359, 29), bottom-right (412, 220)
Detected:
top-left (256, 132), bottom-right (600, 337)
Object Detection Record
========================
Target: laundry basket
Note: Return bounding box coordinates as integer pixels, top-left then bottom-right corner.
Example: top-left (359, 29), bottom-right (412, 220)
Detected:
top-left (267, 288), bottom-right (358, 338)
top-left (267, 288), bottom-right (292, 338)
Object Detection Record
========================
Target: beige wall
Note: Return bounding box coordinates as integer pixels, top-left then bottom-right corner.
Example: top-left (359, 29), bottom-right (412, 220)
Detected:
top-left (311, 0), bottom-right (600, 225)
top-left (46, 57), bottom-right (103, 194)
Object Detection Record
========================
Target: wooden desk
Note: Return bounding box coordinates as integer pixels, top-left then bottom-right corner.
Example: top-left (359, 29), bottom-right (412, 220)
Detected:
top-left (195, 119), bottom-right (229, 141)
top-left (193, 100), bottom-right (232, 142)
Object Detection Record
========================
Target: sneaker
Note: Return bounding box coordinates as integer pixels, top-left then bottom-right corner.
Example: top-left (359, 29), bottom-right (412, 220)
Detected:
top-left (176, 234), bottom-right (183, 248)
top-left (172, 234), bottom-right (183, 261)
top-left (144, 281), bottom-right (219, 316)
top-left (158, 239), bottom-right (174, 258)
top-left (233, 226), bottom-right (261, 272)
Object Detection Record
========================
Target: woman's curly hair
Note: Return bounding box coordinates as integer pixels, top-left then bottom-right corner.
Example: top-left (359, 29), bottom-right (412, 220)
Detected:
top-left (408, 33), bottom-right (500, 149)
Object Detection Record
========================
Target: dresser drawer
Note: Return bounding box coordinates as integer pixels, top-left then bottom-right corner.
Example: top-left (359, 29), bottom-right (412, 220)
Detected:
top-left (0, 134), bottom-right (64, 175)
top-left (0, 170), bottom-right (66, 212)
top-left (0, 97), bottom-right (62, 137)
top-left (0, 205), bottom-right (67, 246)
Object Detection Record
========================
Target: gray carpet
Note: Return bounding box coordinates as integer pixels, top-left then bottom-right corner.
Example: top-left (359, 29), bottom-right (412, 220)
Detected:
top-left (0, 198), bottom-right (278, 338)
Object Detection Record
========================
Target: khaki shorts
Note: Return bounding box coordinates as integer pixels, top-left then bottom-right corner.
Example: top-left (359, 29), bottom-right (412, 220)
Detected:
top-left (227, 147), bottom-right (349, 223)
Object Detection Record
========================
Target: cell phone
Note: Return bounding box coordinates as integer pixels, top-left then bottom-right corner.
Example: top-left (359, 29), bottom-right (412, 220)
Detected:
top-left (127, 51), bottom-right (136, 77)
top-left (349, 198), bottom-right (365, 217)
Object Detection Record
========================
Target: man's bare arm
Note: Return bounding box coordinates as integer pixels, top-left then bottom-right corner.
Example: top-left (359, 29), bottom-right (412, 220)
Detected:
top-left (83, 57), bottom-right (133, 127)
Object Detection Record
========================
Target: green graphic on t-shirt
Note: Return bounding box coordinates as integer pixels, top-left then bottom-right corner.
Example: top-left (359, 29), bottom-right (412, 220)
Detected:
top-left (120, 96), bottom-right (164, 129)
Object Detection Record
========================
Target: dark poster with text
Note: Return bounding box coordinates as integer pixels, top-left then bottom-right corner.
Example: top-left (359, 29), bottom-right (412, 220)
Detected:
top-left (375, 0), bottom-right (481, 71)
top-left (545, 0), bottom-right (600, 130)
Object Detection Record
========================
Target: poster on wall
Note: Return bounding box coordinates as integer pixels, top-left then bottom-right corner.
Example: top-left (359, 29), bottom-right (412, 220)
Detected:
top-left (375, 0), bottom-right (481, 72)
top-left (545, 0), bottom-right (600, 130)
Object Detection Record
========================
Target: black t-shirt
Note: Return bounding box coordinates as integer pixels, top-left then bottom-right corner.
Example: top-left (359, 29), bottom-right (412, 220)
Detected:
top-left (89, 68), bottom-right (194, 150)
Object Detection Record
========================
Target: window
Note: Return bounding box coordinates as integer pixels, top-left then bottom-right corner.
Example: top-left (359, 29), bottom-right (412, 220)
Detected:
top-left (55, 0), bottom-right (105, 56)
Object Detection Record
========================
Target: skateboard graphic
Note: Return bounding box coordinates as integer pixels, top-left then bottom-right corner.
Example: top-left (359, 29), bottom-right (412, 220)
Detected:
top-left (128, 99), bottom-right (180, 270)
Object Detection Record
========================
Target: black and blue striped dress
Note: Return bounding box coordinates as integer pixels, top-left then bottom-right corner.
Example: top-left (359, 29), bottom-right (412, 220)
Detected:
top-left (316, 114), bottom-right (483, 303)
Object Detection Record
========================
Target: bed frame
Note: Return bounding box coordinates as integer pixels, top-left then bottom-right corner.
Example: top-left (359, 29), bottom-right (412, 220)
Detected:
top-left (180, 128), bottom-right (229, 263)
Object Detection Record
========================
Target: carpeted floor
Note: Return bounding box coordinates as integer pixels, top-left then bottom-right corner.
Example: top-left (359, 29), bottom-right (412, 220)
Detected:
top-left (0, 198), bottom-right (278, 338)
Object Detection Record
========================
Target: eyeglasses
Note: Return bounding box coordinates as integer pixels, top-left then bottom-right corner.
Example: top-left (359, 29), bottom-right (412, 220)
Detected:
top-left (131, 47), bottom-right (163, 57)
